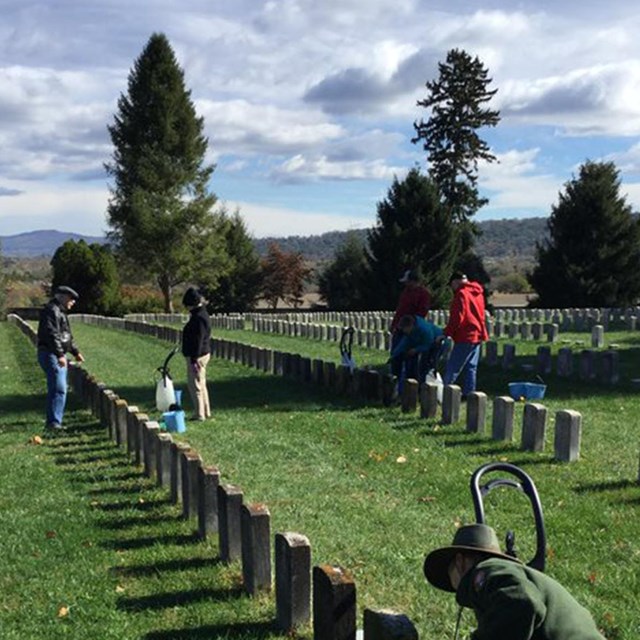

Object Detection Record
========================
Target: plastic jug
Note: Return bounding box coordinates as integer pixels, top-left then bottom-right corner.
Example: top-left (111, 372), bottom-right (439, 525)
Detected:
top-left (156, 375), bottom-right (176, 412)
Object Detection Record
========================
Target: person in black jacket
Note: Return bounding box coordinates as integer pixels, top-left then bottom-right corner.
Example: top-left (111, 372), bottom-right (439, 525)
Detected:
top-left (181, 287), bottom-right (211, 421)
top-left (37, 285), bottom-right (85, 430)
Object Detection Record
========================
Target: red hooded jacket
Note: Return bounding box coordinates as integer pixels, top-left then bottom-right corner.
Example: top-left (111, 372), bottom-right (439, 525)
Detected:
top-left (444, 280), bottom-right (489, 343)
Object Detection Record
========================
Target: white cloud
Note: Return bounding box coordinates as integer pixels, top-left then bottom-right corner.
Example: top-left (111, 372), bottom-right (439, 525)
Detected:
top-left (0, 181), bottom-right (109, 235)
top-left (271, 154), bottom-right (405, 183)
top-left (198, 99), bottom-right (344, 157)
top-left (480, 149), bottom-right (559, 211)
top-left (228, 200), bottom-right (373, 238)
top-left (2, 0), bottom-right (640, 236)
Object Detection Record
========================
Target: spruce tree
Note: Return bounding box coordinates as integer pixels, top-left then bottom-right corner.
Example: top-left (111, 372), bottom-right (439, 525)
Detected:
top-left (201, 212), bottom-right (262, 312)
top-left (365, 168), bottom-right (457, 309)
top-left (318, 232), bottom-right (368, 310)
top-left (530, 160), bottom-right (640, 307)
top-left (413, 48), bottom-right (500, 226)
top-left (105, 33), bottom-right (226, 312)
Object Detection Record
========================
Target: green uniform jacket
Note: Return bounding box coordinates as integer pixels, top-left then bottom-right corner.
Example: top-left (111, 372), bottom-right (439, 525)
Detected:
top-left (456, 558), bottom-right (605, 640)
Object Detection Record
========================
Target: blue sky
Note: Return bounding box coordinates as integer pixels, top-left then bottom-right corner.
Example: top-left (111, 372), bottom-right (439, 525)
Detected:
top-left (1, 0), bottom-right (640, 238)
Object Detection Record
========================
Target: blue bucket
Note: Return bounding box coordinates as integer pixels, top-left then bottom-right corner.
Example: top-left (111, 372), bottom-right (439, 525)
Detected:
top-left (508, 382), bottom-right (546, 401)
top-left (163, 409), bottom-right (186, 433)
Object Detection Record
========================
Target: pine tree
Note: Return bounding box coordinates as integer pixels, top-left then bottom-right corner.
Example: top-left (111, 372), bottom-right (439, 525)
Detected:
top-left (365, 168), bottom-right (457, 309)
top-left (413, 48), bottom-right (500, 226)
top-left (318, 232), bottom-right (368, 310)
top-left (530, 160), bottom-right (640, 307)
top-left (105, 33), bottom-right (226, 312)
top-left (201, 211), bottom-right (262, 312)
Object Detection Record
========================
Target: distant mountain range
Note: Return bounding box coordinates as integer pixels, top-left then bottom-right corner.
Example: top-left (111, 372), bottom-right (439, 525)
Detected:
top-left (1, 230), bottom-right (106, 257)
top-left (1, 218), bottom-right (549, 261)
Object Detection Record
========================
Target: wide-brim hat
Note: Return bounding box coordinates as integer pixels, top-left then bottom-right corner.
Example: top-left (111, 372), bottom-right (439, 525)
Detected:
top-left (423, 524), bottom-right (520, 592)
top-left (54, 285), bottom-right (79, 300)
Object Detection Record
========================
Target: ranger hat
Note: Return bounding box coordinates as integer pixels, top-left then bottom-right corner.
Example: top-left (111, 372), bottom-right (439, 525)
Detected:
top-left (54, 285), bottom-right (79, 300)
top-left (423, 524), bottom-right (520, 592)
top-left (182, 286), bottom-right (202, 307)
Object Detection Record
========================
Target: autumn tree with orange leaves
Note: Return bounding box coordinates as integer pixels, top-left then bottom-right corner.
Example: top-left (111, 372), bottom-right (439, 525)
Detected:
top-left (260, 243), bottom-right (312, 309)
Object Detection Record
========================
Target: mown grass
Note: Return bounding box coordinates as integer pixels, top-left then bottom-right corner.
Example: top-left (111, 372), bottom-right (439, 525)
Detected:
top-left (3, 319), bottom-right (640, 639)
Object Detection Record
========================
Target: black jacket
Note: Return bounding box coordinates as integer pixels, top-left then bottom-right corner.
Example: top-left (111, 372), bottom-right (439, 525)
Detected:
top-left (37, 299), bottom-right (80, 357)
top-left (181, 305), bottom-right (211, 360)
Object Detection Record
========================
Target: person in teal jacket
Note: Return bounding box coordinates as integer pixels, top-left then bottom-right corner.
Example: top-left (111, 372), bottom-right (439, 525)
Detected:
top-left (423, 524), bottom-right (606, 640)
top-left (390, 314), bottom-right (444, 384)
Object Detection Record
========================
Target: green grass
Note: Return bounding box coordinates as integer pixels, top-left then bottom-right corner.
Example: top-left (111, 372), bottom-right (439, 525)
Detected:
top-left (3, 319), bottom-right (640, 639)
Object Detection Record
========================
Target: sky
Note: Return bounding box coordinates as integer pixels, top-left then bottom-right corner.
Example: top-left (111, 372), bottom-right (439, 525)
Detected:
top-left (1, 0), bottom-right (640, 239)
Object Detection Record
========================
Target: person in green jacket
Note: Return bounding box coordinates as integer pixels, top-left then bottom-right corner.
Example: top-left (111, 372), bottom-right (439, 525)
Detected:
top-left (423, 524), bottom-right (606, 639)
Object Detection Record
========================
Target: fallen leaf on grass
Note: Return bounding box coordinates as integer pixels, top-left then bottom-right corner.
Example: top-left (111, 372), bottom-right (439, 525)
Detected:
top-left (418, 496), bottom-right (436, 503)
top-left (588, 571), bottom-right (598, 585)
top-left (29, 435), bottom-right (43, 445)
top-left (115, 585), bottom-right (126, 593)
top-left (57, 606), bottom-right (69, 618)
top-left (396, 455), bottom-right (407, 464)
top-left (45, 530), bottom-right (57, 539)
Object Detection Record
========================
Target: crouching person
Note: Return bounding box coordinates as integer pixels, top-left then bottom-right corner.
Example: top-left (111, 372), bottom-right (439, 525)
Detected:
top-left (390, 314), bottom-right (443, 390)
top-left (423, 523), bottom-right (606, 639)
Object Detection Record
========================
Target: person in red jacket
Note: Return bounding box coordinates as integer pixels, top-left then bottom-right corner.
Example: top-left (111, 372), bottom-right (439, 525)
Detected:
top-left (443, 273), bottom-right (488, 398)
top-left (390, 269), bottom-right (432, 381)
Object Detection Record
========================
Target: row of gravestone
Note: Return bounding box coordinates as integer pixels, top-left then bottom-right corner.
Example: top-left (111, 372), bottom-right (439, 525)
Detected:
top-left (485, 340), bottom-right (621, 386)
top-left (124, 304), bottom-right (640, 337)
top-left (406, 381), bottom-right (582, 462)
top-left (8, 313), bottom-right (420, 640)
top-left (70, 314), bottom-right (585, 463)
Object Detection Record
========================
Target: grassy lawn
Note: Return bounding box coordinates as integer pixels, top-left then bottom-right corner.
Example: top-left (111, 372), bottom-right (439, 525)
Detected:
top-left (3, 318), bottom-right (640, 639)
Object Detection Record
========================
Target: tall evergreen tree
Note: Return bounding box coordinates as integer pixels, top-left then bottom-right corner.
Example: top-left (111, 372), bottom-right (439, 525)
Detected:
top-left (105, 33), bottom-right (227, 312)
top-left (530, 160), bottom-right (640, 307)
top-left (413, 48), bottom-right (500, 226)
top-left (318, 232), bottom-right (368, 310)
top-left (365, 168), bottom-right (457, 309)
top-left (201, 211), bottom-right (262, 312)
top-left (50, 240), bottom-right (120, 315)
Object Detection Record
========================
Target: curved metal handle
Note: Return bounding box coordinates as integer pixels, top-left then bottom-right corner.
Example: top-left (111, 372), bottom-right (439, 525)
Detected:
top-left (470, 462), bottom-right (546, 572)
top-left (340, 327), bottom-right (354, 358)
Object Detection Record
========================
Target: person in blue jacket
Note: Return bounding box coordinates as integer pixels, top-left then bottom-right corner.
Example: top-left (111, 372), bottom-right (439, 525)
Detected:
top-left (390, 314), bottom-right (444, 385)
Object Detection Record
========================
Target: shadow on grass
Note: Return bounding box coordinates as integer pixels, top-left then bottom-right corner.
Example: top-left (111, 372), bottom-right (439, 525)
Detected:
top-left (117, 586), bottom-right (245, 612)
top-left (45, 417), bottom-right (268, 638)
top-left (143, 620), bottom-right (278, 640)
top-left (112, 556), bottom-right (222, 578)
top-left (99, 512), bottom-right (182, 530)
top-left (573, 479), bottom-right (639, 493)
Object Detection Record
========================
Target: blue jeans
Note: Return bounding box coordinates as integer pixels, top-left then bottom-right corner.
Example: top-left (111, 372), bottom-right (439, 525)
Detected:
top-left (38, 350), bottom-right (68, 426)
top-left (443, 343), bottom-right (481, 397)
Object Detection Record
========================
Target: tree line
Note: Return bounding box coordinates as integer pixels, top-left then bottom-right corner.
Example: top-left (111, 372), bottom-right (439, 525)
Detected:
top-left (15, 33), bottom-right (640, 317)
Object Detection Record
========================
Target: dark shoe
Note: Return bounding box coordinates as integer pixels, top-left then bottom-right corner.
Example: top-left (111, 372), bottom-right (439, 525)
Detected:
top-left (46, 422), bottom-right (63, 430)
top-left (190, 415), bottom-right (205, 422)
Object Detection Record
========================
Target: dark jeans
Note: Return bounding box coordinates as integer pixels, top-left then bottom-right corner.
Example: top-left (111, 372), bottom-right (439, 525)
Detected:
top-left (391, 331), bottom-right (430, 384)
top-left (38, 350), bottom-right (68, 426)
